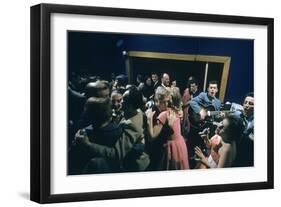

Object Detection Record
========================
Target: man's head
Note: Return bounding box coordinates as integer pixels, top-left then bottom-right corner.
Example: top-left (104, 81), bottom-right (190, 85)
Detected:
top-left (151, 73), bottom-right (158, 83)
top-left (136, 74), bottom-right (143, 85)
top-left (207, 80), bottom-right (218, 98)
top-left (85, 97), bottom-right (112, 127)
top-left (189, 79), bottom-right (199, 94)
top-left (161, 73), bottom-right (170, 87)
top-left (115, 74), bottom-right (128, 88)
top-left (121, 86), bottom-right (143, 117)
top-left (243, 92), bottom-right (254, 118)
top-left (85, 80), bottom-right (110, 98)
top-left (154, 86), bottom-right (171, 112)
top-left (111, 90), bottom-right (123, 112)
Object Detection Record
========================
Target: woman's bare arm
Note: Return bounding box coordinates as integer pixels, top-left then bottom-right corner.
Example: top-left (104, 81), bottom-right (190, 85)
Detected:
top-left (147, 118), bottom-right (163, 138)
top-left (217, 145), bottom-right (232, 168)
top-left (194, 146), bottom-right (211, 168)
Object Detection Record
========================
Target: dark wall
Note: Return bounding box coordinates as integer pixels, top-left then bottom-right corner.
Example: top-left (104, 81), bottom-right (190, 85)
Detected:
top-left (68, 32), bottom-right (127, 80)
top-left (68, 32), bottom-right (253, 104)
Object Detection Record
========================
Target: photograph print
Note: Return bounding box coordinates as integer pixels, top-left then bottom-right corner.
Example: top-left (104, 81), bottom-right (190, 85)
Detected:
top-left (67, 31), bottom-right (254, 175)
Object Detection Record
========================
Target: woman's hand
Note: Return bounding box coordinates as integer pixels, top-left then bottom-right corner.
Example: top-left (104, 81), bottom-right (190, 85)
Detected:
top-left (199, 128), bottom-right (211, 148)
top-left (167, 110), bottom-right (177, 127)
top-left (194, 146), bottom-right (205, 160)
top-left (145, 108), bottom-right (156, 120)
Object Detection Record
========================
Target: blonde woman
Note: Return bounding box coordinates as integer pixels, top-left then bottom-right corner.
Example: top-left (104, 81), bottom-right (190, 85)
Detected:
top-left (146, 87), bottom-right (189, 170)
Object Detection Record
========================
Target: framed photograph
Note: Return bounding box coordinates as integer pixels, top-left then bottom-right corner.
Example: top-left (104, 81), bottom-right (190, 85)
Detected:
top-left (30, 3), bottom-right (274, 203)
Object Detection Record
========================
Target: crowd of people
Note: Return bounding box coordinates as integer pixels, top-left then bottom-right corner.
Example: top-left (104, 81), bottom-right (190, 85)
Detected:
top-left (68, 72), bottom-right (254, 174)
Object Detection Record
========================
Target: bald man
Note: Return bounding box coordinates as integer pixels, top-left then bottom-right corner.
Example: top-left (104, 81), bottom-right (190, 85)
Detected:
top-left (161, 73), bottom-right (170, 88)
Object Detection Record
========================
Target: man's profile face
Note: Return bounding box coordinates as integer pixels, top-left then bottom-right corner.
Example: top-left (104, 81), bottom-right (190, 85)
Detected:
top-left (190, 83), bottom-right (198, 94)
top-left (207, 84), bottom-right (218, 97)
top-left (243, 96), bottom-right (254, 117)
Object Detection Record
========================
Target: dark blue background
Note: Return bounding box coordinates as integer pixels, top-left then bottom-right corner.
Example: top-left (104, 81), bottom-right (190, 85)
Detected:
top-left (68, 32), bottom-right (253, 104)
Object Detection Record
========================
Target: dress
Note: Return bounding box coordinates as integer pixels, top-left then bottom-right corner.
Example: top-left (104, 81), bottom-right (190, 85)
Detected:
top-left (157, 110), bottom-right (189, 170)
top-left (146, 106), bottom-right (173, 171)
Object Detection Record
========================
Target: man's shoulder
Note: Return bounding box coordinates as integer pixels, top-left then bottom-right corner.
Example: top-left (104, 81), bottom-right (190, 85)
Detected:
top-left (214, 97), bottom-right (222, 103)
top-left (196, 92), bottom-right (208, 99)
top-left (191, 92), bottom-right (206, 98)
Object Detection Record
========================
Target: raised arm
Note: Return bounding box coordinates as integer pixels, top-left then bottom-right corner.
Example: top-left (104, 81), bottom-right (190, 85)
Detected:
top-left (194, 146), bottom-right (211, 168)
top-left (146, 108), bottom-right (163, 139)
top-left (145, 109), bottom-right (176, 139)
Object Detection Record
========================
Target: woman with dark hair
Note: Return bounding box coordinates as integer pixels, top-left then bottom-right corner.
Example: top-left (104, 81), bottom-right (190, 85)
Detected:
top-left (140, 76), bottom-right (154, 102)
top-left (136, 74), bottom-right (144, 88)
top-left (195, 114), bottom-right (245, 168)
top-left (75, 86), bottom-right (150, 172)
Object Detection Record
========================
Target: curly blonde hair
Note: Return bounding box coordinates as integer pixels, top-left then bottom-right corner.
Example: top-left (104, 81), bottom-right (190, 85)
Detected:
top-left (169, 87), bottom-right (182, 112)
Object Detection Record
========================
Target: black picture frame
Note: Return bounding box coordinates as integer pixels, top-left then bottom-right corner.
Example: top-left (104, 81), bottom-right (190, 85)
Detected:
top-left (30, 3), bottom-right (274, 204)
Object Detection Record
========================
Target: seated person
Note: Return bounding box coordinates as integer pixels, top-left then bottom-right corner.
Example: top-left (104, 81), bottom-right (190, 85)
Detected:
top-left (194, 114), bottom-right (245, 168)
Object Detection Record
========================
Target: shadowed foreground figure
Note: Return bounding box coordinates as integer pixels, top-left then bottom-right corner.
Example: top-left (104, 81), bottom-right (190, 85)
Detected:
top-left (74, 86), bottom-right (150, 173)
top-left (68, 97), bottom-right (122, 174)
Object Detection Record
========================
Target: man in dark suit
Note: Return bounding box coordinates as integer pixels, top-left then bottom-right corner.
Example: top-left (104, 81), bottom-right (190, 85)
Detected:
top-left (151, 73), bottom-right (161, 91)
